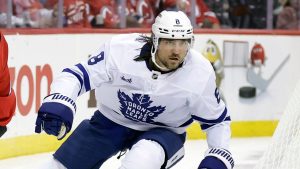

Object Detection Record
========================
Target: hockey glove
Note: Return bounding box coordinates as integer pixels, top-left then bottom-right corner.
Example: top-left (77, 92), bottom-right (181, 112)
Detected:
top-left (198, 148), bottom-right (234, 169)
top-left (35, 93), bottom-right (76, 140)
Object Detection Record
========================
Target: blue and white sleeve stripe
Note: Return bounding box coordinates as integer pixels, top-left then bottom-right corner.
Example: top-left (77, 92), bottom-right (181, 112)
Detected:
top-left (62, 63), bottom-right (91, 95)
top-left (192, 107), bottom-right (231, 130)
top-left (75, 63), bottom-right (91, 92)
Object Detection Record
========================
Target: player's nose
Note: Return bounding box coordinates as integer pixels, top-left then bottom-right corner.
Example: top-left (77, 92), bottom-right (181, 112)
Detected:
top-left (171, 43), bottom-right (181, 54)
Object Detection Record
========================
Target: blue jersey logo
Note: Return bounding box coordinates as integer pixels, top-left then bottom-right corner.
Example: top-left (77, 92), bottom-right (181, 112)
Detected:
top-left (118, 90), bottom-right (166, 123)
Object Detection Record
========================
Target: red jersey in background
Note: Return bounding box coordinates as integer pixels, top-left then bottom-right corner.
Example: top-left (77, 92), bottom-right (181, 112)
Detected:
top-left (127, 0), bottom-right (155, 27)
top-left (87, 0), bottom-right (120, 28)
top-left (0, 32), bottom-right (16, 127)
top-left (48, 0), bottom-right (90, 28)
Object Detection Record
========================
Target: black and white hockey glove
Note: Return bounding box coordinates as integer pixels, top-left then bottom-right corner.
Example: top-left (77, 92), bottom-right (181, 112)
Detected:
top-left (198, 148), bottom-right (234, 169)
top-left (35, 93), bottom-right (76, 140)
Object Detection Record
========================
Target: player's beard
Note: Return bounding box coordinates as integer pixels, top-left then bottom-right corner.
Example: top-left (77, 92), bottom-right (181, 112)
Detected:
top-left (160, 54), bottom-right (184, 70)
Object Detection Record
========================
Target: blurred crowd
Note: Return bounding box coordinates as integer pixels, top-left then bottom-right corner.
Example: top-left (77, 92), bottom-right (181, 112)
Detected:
top-left (0, 0), bottom-right (299, 29)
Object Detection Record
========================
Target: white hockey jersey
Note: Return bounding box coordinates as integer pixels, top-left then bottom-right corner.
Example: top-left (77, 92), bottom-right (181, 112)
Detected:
top-left (51, 33), bottom-right (231, 148)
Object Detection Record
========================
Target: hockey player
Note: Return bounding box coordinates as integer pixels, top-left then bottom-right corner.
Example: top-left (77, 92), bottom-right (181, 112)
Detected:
top-left (0, 32), bottom-right (16, 137)
top-left (35, 10), bottom-right (234, 169)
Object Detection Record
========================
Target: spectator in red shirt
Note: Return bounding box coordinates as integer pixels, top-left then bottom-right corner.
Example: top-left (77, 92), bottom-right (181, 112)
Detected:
top-left (87, 0), bottom-right (120, 28)
top-left (49, 0), bottom-right (90, 28)
top-left (178, 0), bottom-right (220, 28)
top-left (13, 0), bottom-right (44, 27)
top-left (126, 0), bottom-right (155, 27)
top-left (0, 0), bottom-right (35, 27)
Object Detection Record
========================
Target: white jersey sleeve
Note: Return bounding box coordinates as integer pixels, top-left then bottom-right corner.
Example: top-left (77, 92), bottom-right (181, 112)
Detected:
top-left (188, 65), bottom-right (231, 149)
top-left (50, 40), bottom-right (111, 101)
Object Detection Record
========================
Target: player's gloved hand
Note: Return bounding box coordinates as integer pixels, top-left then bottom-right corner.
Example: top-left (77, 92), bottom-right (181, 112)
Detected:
top-left (198, 148), bottom-right (234, 169)
top-left (35, 93), bottom-right (76, 140)
top-left (35, 112), bottom-right (69, 140)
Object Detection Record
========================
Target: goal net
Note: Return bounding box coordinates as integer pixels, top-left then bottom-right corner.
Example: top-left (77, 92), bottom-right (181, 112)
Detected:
top-left (254, 80), bottom-right (300, 169)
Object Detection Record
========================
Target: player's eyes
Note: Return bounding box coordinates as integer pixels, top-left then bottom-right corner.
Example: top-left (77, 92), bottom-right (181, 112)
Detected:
top-left (163, 40), bottom-right (188, 47)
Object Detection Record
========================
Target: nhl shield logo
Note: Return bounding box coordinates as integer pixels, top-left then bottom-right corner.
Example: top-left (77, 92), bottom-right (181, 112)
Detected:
top-left (175, 19), bottom-right (180, 24)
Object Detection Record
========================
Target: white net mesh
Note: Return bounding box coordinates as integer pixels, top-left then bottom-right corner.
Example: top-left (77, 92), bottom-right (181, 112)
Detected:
top-left (254, 80), bottom-right (300, 169)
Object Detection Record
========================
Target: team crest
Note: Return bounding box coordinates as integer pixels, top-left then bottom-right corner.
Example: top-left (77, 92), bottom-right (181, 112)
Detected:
top-left (118, 90), bottom-right (166, 123)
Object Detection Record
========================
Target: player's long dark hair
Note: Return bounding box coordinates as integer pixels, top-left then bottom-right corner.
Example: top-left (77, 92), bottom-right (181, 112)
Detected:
top-left (134, 34), bottom-right (154, 62)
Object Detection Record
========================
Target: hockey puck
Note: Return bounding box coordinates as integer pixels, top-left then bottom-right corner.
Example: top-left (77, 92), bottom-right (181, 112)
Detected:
top-left (0, 126), bottom-right (7, 137)
top-left (239, 86), bottom-right (256, 98)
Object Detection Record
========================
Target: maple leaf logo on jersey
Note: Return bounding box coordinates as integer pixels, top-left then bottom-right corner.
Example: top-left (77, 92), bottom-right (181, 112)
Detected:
top-left (117, 90), bottom-right (166, 123)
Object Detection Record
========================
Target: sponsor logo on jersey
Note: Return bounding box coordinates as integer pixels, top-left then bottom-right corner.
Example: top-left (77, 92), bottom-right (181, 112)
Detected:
top-left (121, 76), bottom-right (132, 83)
top-left (117, 90), bottom-right (165, 123)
